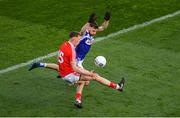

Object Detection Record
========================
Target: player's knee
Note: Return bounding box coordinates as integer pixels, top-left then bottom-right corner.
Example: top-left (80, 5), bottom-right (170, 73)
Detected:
top-left (85, 81), bottom-right (90, 86)
top-left (92, 74), bottom-right (100, 81)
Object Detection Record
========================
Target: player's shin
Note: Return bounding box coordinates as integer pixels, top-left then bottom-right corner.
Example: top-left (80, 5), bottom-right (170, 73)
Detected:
top-left (74, 82), bottom-right (85, 108)
top-left (75, 81), bottom-right (85, 102)
top-left (95, 75), bottom-right (120, 90)
top-left (75, 93), bottom-right (82, 102)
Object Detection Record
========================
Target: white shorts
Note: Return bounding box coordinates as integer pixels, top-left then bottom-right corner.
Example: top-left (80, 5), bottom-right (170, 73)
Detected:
top-left (77, 59), bottom-right (84, 69)
top-left (62, 72), bottom-right (80, 85)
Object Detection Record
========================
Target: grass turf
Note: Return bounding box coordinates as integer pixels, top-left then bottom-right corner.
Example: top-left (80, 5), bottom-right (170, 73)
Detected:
top-left (0, 0), bottom-right (180, 69)
top-left (0, 12), bottom-right (179, 116)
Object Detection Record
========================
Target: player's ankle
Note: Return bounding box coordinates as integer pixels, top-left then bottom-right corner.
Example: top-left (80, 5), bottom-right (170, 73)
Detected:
top-left (116, 84), bottom-right (120, 89)
top-left (39, 63), bottom-right (46, 67)
top-left (76, 99), bottom-right (81, 103)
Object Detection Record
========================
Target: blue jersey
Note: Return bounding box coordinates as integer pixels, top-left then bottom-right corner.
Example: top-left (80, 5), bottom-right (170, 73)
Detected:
top-left (75, 31), bottom-right (94, 61)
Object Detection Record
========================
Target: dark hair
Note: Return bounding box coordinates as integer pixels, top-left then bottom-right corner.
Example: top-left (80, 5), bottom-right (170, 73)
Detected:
top-left (69, 31), bottom-right (80, 38)
top-left (90, 22), bottom-right (99, 29)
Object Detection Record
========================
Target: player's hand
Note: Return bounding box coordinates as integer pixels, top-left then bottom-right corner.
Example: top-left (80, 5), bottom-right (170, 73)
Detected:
top-left (104, 11), bottom-right (111, 21)
top-left (88, 13), bottom-right (97, 23)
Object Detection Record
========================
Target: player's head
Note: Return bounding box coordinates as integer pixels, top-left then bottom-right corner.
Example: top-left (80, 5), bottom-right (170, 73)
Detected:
top-left (69, 31), bottom-right (81, 46)
top-left (89, 22), bottom-right (98, 36)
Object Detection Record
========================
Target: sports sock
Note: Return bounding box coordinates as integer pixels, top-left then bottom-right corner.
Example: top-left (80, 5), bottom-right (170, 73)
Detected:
top-left (39, 63), bottom-right (46, 67)
top-left (109, 82), bottom-right (120, 89)
top-left (75, 93), bottom-right (82, 102)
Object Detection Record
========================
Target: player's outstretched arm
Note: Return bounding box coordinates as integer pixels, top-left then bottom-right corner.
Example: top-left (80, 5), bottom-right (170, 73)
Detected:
top-left (79, 23), bottom-right (90, 35)
top-left (97, 11), bottom-right (111, 32)
top-left (79, 13), bottom-right (97, 35)
top-left (97, 20), bottom-right (109, 32)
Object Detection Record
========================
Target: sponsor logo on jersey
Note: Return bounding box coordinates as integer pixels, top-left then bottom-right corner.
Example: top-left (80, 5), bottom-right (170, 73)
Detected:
top-left (85, 39), bottom-right (93, 45)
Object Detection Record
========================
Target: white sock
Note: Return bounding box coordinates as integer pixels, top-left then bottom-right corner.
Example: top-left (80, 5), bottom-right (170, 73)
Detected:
top-left (39, 63), bottom-right (46, 67)
top-left (116, 84), bottom-right (120, 89)
top-left (76, 99), bottom-right (81, 103)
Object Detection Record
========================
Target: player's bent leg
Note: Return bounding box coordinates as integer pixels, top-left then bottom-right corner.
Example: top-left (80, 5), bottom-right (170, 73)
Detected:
top-left (77, 80), bottom-right (90, 86)
top-left (79, 75), bottom-right (94, 81)
top-left (46, 63), bottom-right (59, 71)
top-left (84, 81), bottom-right (90, 86)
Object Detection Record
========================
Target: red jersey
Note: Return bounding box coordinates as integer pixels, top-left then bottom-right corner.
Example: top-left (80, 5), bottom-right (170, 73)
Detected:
top-left (58, 41), bottom-right (76, 77)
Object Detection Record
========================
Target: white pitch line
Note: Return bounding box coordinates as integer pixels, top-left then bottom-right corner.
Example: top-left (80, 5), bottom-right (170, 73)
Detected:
top-left (0, 10), bottom-right (180, 74)
top-left (0, 52), bottom-right (57, 74)
top-left (95, 10), bottom-right (180, 43)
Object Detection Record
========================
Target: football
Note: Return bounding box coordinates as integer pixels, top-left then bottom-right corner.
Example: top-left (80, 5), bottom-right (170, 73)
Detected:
top-left (94, 56), bottom-right (107, 67)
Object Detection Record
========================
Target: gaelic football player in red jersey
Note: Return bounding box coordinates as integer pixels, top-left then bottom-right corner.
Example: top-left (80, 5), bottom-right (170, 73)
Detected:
top-left (58, 31), bottom-right (125, 108)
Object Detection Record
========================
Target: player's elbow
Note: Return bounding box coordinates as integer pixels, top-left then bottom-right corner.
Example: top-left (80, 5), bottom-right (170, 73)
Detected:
top-left (72, 66), bottom-right (78, 72)
top-left (72, 65), bottom-right (81, 74)
top-left (98, 27), bottom-right (105, 32)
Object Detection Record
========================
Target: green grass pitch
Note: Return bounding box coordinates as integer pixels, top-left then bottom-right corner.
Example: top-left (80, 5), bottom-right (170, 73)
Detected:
top-left (0, 0), bottom-right (180, 116)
